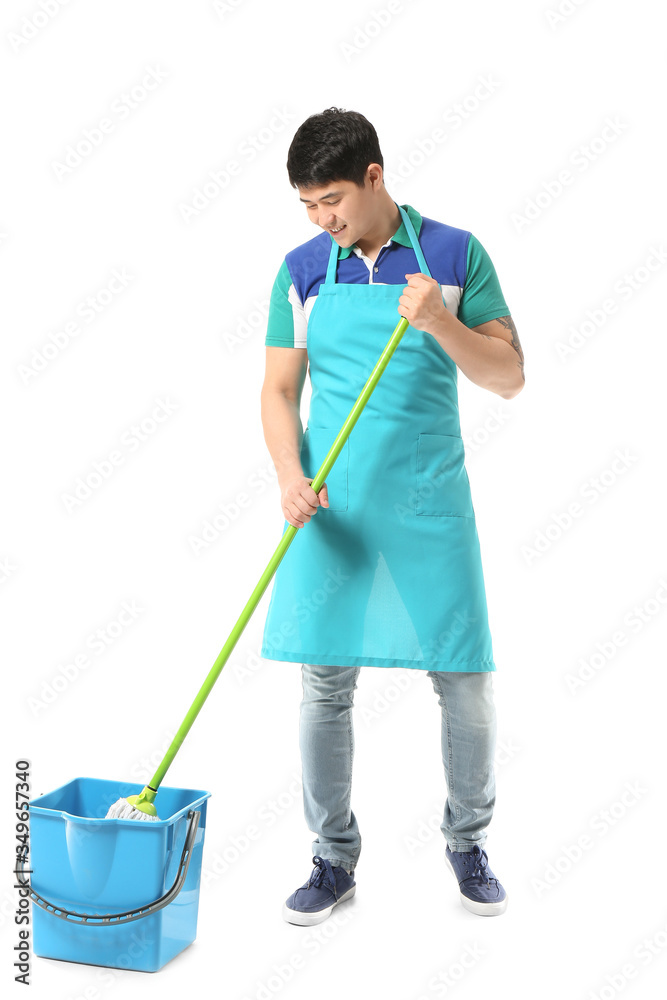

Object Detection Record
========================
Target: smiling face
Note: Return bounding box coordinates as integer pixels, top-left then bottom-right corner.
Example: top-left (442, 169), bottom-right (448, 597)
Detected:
top-left (298, 170), bottom-right (380, 248)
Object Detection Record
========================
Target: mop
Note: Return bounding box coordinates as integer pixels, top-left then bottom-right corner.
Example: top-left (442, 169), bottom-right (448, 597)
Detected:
top-left (106, 315), bottom-right (410, 821)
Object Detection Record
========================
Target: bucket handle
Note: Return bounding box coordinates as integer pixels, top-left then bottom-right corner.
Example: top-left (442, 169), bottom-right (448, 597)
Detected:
top-left (16, 809), bottom-right (201, 926)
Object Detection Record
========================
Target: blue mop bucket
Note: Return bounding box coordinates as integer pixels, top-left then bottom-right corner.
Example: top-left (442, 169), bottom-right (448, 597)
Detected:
top-left (23, 777), bottom-right (211, 973)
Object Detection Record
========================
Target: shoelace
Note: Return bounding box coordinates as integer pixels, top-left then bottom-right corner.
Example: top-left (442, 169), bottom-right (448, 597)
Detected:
top-left (457, 846), bottom-right (498, 887)
top-left (306, 856), bottom-right (339, 898)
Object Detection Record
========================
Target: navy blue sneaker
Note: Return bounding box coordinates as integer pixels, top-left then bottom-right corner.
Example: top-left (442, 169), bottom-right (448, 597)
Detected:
top-left (282, 856), bottom-right (356, 925)
top-left (445, 844), bottom-right (508, 916)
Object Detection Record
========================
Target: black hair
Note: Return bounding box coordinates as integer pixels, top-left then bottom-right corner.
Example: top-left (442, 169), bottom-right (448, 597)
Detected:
top-left (286, 107), bottom-right (384, 190)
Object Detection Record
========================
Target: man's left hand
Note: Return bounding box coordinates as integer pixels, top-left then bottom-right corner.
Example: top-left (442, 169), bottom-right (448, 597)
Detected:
top-left (398, 273), bottom-right (448, 335)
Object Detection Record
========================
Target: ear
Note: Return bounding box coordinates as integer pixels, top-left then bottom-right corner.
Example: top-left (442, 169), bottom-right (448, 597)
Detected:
top-left (367, 163), bottom-right (383, 189)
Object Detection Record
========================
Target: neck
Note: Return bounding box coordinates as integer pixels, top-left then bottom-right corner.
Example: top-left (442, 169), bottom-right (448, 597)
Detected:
top-left (354, 196), bottom-right (402, 260)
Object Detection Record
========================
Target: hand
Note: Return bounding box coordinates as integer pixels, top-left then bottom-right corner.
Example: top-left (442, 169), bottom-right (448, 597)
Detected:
top-left (280, 475), bottom-right (329, 528)
top-left (398, 273), bottom-right (448, 335)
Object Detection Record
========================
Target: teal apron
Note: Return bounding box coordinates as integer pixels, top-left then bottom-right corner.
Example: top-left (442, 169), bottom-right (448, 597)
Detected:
top-left (260, 204), bottom-right (496, 672)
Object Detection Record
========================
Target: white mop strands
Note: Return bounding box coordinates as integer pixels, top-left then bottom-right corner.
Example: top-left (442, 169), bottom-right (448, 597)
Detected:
top-left (104, 799), bottom-right (160, 823)
top-left (105, 798), bottom-right (160, 821)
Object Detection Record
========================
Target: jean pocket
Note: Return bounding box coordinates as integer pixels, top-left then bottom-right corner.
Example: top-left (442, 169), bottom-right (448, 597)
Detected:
top-left (416, 432), bottom-right (474, 517)
top-left (300, 426), bottom-right (349, 512)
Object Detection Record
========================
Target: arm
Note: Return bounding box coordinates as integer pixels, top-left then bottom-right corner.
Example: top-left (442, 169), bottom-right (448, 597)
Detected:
top-left (399, 275), bottom-right (525, 400)
top-left (261, 346), bottom-right (308, 488)
top-left (469, 314), bottom-right (525, 393)
top-left (260, 346), bottom-right (329, 527)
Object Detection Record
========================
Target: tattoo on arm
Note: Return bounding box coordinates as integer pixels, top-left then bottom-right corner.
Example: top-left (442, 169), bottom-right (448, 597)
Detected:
top-left (496, 315), bottom-right (525, 381)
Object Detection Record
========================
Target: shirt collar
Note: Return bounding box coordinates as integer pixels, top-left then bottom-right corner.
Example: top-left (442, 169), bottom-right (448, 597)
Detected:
top-left (337, 203), bottom-right (422, 259)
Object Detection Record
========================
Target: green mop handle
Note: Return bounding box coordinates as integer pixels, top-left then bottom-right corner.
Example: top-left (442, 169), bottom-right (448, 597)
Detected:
top-left (141, 316), bottom-right (410, 800)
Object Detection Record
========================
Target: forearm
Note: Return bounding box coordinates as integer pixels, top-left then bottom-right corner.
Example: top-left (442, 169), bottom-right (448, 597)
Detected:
top-left (428, 311), bottom-right (522, 399)
top-left (261, 389), bottom-right (304, 488)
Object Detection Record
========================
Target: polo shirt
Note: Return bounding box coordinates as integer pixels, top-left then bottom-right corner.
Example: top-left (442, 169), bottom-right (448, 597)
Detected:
top-left (264, 203), bottom-right (509, 348)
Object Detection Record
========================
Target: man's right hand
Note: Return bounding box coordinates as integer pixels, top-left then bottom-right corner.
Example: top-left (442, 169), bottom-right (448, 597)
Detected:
top-left (280, 476), bottom-right (329, 528)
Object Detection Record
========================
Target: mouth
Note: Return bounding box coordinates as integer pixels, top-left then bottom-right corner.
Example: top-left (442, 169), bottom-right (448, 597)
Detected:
top-left (329, 225), bottom-right (346, 236)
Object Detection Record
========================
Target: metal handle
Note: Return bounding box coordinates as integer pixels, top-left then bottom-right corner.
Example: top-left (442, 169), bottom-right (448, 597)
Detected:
top-left (17, 809), bottom-right (200, 926)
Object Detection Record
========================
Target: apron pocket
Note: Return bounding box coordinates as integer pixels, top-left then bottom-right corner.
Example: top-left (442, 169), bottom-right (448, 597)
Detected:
top-left (416, 432), bottom-right (474, 517)
top-left (300, 425), bottom-right (349, 512)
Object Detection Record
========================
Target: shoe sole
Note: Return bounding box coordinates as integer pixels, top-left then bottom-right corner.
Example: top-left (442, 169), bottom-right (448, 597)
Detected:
top-left (445, 852), bottom-right (508, 916)
top-left (282, 884), bottom-right (356, 926)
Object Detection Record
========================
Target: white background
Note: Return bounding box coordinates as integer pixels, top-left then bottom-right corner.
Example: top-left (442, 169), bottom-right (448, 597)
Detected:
top-left (3, 0), bottom-right (666, 997)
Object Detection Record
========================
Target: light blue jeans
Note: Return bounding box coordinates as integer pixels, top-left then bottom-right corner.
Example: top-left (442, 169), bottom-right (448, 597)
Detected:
top-left (299, 663), bottom-right (497, 871)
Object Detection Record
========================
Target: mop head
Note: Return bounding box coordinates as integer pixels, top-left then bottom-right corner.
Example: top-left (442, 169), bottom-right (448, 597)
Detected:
top-left (105, 797), bottom-right (160, 821)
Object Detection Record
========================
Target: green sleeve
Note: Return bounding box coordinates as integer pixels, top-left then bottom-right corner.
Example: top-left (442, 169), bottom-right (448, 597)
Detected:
top-left (457, 234), bottom-right (509, 328)
top-left (265, 260), bottom-right (296, 347)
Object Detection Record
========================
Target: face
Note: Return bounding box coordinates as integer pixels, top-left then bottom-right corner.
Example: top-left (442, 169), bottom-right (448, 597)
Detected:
top-left (298, 172), bottom-right (378, 247)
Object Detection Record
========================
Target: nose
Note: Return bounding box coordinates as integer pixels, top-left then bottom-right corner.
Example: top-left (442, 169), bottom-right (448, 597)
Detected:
top-left (319, 208), bottom-right (337, 229)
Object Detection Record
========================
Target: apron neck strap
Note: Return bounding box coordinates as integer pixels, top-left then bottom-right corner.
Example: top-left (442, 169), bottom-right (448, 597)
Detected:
top-left (324, 203), bottom-right (432, 284)
top-left (325, 234), bottom-right (339, 285)
top-left (398, 204), bottom-right (431, 277)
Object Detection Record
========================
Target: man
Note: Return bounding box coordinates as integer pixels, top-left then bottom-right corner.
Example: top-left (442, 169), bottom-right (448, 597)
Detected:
top-left (259, 107), bottom-right (523, 924)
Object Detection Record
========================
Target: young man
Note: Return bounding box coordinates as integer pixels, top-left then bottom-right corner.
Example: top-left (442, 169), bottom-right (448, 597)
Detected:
top-left (260, 108), bottom-right (524, 924)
